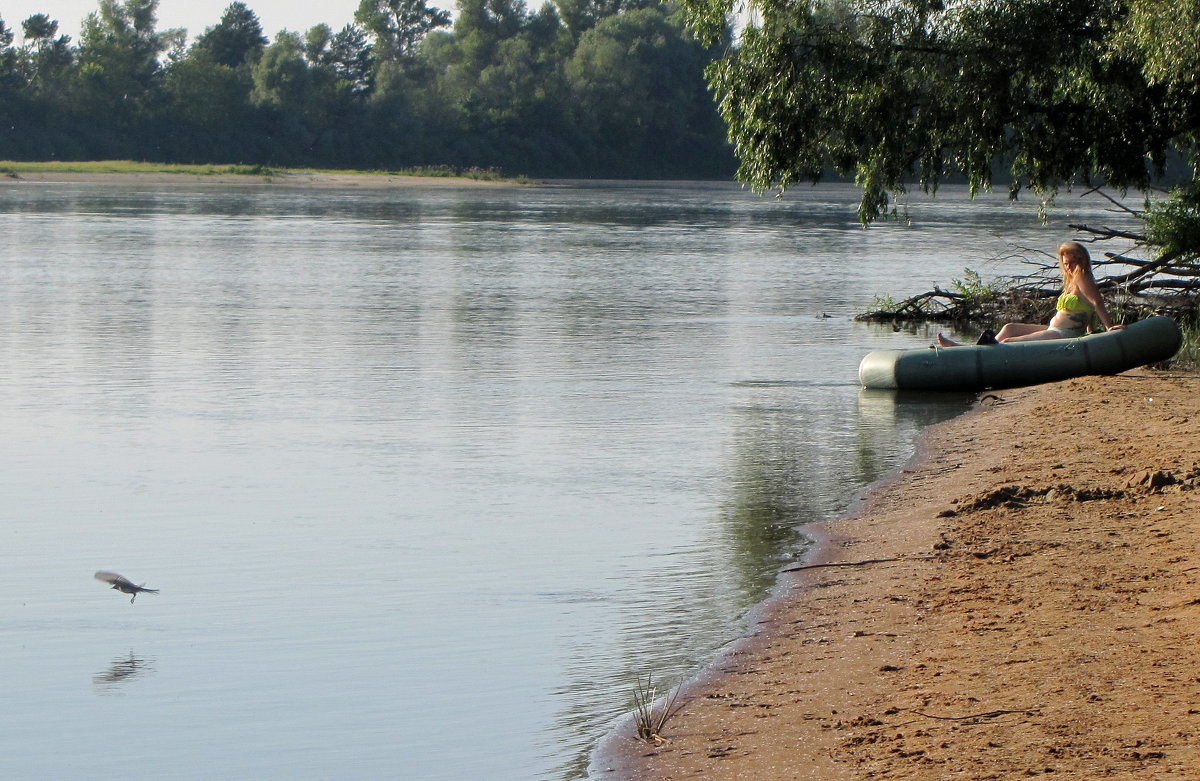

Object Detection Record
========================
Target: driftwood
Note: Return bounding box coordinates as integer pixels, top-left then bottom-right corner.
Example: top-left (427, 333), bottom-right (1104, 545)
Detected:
top-left (782, 556), bottom-right (934, 573)
top-left (907, 708), bottom-right (1037, 722)
top-left (859, 221), bottom-right (1200, 325)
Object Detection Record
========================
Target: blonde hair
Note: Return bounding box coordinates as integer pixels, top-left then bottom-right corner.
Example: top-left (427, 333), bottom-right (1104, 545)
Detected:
top-left (1057, 241), bottom-right (1092, 287)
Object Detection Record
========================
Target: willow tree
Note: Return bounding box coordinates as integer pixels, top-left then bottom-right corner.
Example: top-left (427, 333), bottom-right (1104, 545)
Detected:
top-left (683, 0), bottom-right (1199, 240)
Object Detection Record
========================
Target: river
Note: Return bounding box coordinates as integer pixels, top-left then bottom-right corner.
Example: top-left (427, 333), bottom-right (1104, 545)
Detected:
top-left (0, 179), bottom-right (1114, 779)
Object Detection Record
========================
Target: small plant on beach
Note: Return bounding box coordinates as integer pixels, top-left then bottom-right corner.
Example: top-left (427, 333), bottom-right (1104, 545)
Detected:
top-left (1168, 316), bottom-right (1200, 370)
top-left (632, 675), bottom-right (684, 745)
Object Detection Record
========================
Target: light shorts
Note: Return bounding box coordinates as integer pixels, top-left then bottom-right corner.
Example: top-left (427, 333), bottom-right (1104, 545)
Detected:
top-left (1046, 310), bottom-right (1090, 339)
top-left (1044, 323), bottom-right (1088, 339)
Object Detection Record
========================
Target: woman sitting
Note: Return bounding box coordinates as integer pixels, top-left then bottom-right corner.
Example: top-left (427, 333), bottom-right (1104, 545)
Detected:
top-left (937, 241), bottom-right (1124, 346)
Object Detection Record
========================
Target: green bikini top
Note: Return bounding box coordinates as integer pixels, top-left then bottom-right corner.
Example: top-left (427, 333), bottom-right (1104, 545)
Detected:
top-left (1056, 292), bottom-right (1095, 313)
top-left (1057, 291), bottom-right (1098, 330)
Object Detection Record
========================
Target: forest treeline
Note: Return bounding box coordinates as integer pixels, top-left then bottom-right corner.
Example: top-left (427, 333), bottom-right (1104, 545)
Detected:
top-left (0, 0), bottom-right (736, 178)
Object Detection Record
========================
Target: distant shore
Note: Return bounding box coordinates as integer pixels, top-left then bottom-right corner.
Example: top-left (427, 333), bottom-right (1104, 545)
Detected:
top-left (599, 368), bottom-right (1200, 779)
top-left (0, 162), bottom-right (531, 188)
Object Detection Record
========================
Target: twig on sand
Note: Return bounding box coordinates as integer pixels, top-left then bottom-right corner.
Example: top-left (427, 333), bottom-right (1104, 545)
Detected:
top-left (782, 556), bottom-right (934, 574)
top-left (908, 708), bottom-right (1037, 722)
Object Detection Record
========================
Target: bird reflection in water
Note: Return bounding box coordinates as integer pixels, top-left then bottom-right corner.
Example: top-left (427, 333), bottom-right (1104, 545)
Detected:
top-left (93, 651), bottom-right (155, 693)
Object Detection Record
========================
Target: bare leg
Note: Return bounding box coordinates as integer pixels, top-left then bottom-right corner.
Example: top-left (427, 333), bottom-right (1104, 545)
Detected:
top-left (996, 323), bottom-right (1051, 342)
top-left (1000, 328), bottom-right (1068, 343)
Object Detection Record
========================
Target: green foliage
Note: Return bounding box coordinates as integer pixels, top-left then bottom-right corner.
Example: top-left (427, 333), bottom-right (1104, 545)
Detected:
top-left (250, 32), bottom-right (309, 108)
top-left (0, 160), bottom-right (530, 182)
top-left (0, 0), bottom-right (734, 178)
top-left (78, 0), bottom-right (170, 102)
top-left (1144, 184), bottom-right (1200, 263)
top-left (0, 20), bottom-right (17, 88)
top-left (555, 0), bottom-right (662, 37)
top-left (0, 160), bottom-right (270, 173)
top-left (866, 293), bottom-right (897, 314)
top-left (355, 0), bottom-right (451, 61)
top-left (951, 268), bottom-right (1002, 307)
top-left (17, 15), bottom-right (74, 99)
top-left (387, 164), bottom-right (515, 180)
top-left (164, 55), bottom-right (252, 129)
top-left (1170, 315), bottom-right (1200, 370)
top-left (683, 0), bottom-right (1196, 226)
top-left (566, 6), bottom-right (729, 176)
top-left (193, 2), bottom-right (268, 68)
top-left (1116, 0), bottom-right (1200, 86)
top-left (222, 163), bottom-right (275, 175)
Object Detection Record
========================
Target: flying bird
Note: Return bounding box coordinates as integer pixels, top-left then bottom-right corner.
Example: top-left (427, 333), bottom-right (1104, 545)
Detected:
top-left (95, 571), bottom-right (159, 603)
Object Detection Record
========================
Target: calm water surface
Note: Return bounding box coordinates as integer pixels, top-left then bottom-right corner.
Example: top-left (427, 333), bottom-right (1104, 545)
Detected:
top-left (0, 181), bottom-right (1116, 779)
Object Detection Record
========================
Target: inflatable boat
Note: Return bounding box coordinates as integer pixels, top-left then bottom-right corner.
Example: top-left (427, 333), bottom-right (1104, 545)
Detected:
top-left (858, 315), bottom-right (1182, 391)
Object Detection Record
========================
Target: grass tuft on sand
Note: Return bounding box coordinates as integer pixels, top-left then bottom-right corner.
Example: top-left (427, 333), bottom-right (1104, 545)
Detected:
top-left (632, 675), bottom-right (684, 745)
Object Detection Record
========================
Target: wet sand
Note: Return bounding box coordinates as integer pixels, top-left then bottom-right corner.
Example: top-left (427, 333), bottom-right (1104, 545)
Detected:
top-left (601, 369), bottom-right (1200, 779)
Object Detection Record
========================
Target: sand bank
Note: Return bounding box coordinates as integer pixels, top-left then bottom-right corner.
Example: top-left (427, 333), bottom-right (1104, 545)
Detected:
top-left (1, 170), bottom-right (526, 188)
top-left (601, 368), bottom-right (1200, 779)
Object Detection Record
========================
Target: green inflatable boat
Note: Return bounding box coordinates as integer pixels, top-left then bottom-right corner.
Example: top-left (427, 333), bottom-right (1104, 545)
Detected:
top-left (858, 315), bottom-right (1182, 391)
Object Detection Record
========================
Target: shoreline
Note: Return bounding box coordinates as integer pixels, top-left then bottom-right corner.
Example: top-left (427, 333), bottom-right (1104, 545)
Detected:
top-left (590, 394), bottom-right (976, 778)
top-left (590, 391), bottom-right (964, 762)
top-left (596, 369), bottom-right (1200, 779)
top-left (0, 170), bottom-right (530, 188)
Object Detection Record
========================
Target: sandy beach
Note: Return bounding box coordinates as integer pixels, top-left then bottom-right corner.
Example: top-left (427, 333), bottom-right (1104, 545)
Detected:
top-left (602, 368), bottom-right (1200, 779)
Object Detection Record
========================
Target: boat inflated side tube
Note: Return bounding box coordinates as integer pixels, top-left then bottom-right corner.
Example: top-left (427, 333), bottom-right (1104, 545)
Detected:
top-left (858, 315), bottom-right (1183, 391)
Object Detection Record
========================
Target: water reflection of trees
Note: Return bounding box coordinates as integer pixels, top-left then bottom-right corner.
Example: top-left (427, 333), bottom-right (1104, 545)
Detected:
top-left (558, 388), bottom-right (974, 779)
top-left (854, 389), bottom-right (977, 484)
top-left (723, 388), bottom-right (975, 614)
top-left (722, 406), bottom-right (813, 601)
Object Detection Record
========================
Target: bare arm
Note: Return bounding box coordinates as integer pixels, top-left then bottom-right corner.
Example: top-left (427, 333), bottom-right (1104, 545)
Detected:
top-left (1076, 274), bottom-right (1123, 331)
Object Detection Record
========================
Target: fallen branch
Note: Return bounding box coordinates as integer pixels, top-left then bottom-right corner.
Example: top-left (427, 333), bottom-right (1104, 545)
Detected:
top-left (1068, 222), bottom-right (1148, 243)
top-left (1104, 254), bottom-right (1200, 277)
top-left (1097, 249), bottom-right (1184, 288)
top-left (782, 556), bottom-right (934, 573)
top-left (1079, 186), bottom-right (1146, 218)
top-left (908, 708), bottom-right (1036, 722)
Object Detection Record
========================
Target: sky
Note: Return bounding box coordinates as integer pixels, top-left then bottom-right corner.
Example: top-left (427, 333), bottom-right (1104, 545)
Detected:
top-left (2, 0), bottom-right (368, 43)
